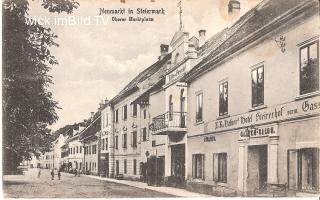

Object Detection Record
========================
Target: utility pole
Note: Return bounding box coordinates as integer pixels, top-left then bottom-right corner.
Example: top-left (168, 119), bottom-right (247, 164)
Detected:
top-left (177, 0), bottom-right (183, 31)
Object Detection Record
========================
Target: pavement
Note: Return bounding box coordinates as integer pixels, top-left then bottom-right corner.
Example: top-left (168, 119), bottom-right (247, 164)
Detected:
top-left (2, 168), bottom-right (176, 198)
top-left (85, 174), bottom-right (211, 197)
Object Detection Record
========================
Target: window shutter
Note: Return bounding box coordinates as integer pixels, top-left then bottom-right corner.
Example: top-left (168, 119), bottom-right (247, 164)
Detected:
top-left (213, 153), bottom-right (218, 181)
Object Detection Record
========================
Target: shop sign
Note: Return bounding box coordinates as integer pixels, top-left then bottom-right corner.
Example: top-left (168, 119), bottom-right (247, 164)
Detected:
top-left (168, 65), bottom-right (186, 83)
top-left (205, 96), bottom-right (320, 134)
top-left (239, 124), bottom-right (278, 139)
top-left (204, 135), bottom-right (216, 142)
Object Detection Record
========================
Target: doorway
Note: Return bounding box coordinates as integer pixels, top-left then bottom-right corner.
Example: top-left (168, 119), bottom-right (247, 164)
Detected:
top-left (116, 160), bottom-right (119, 175)
top-left (247, 145), bottom-right (268, 191)
top-left (171, 144), bottom-right (185, 178)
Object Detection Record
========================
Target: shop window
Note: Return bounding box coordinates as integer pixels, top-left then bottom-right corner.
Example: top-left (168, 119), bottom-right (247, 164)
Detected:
top-left (124, 159), bottom-right (127, 174)
top-left (213, 153), bottom-right (227, 183)
top-left (142, 128), bottom-right (147, 141)
top-left (219, 81), bottom-right (228, 116)
top-left (288, 148), bottom-right (319, 192)
top-left (115, 136), bottom-right (118, 149)
top-left (133, 159), bottom-right (137, 175)
top-left (122, 133), bottom-right (127, 148)
top-left (252, 65), bottom-right (264, 107)
top-left (196, 93), bottom-right (203, 122)
top-left (123, 105), bottom-right (127, 121)
top-left (132, 131), bottom-right (137, 148)
top-left (192, 154), bottom-right (205, 179)
top-left (300, 41), bottom-right (319, 95)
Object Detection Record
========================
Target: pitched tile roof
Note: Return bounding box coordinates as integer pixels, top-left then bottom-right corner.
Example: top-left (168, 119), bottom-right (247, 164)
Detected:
top-left (184, 0), bottom-right (318, 82)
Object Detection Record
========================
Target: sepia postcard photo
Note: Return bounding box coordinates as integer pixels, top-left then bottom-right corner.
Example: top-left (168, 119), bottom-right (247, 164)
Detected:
top-left (2, 0), bottom-right (320, 198)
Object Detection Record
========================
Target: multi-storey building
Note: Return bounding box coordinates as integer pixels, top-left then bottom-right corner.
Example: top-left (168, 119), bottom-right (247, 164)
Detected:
top-left (182, 0), bottom-right (319, 196)
top-left (100, 99), bottom-right (114, 177)
top-left (53, 134), bottom-right (67, 171)
top-left (41, 151), bottom-right (54, 169)
top-left (68, 124), bottom-right (85, 171)
top-left (80, 111), bottom-right (101, 176)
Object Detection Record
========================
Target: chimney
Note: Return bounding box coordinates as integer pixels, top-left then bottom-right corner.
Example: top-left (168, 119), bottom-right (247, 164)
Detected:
top-left (104, 97), bottom-right (109, 105)
top-left (159, 44), bottom-right (169, 60)
top-left (198, 30), bottom-right (206, 47)
top-left (99, 99), bottom-right (104, 110)
top-left (91, 112), bottom-right (95, 119)
top-left (228, 0), bottom-right (240, 13)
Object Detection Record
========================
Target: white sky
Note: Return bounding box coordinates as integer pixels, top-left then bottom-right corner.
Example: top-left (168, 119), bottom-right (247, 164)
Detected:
top-left (28, 0), bottom-right (261, 131)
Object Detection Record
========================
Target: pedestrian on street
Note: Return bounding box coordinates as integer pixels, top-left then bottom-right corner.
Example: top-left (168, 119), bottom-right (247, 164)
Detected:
top-left (74, 168), bottom-right (77, 177)
top-left (58, 170), bottom-right (61, 180)
top-left (38, 168), bottom-right (41, 178)
top-left (78, 168), bottom-right (81, 177)
top-left (51, 169), bottom-right (54, 180)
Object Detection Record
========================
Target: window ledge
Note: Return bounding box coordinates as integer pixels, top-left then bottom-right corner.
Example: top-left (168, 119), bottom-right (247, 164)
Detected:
top-left (295, 91), bottom-right (320, 101)
top-left (195, 121), bottom-right (204, 126)
top-left (215, 182), bottom-right (228, 187)
top-left (217, 114), bottom-right (230, 120)
top-left (249, 105), bottom-right (267, 112)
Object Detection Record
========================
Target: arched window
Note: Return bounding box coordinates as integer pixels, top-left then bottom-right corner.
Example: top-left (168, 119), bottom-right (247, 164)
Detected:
top-left (169, 95), bottom-right (173, 121)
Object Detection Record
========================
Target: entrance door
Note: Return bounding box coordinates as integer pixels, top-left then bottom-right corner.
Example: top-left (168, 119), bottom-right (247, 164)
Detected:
top-left (171, 144), bottom-right (185, 178)
top-left (247, 145), bottom-right (268, 191)
top-left (298, 148), bottom-right (319, 192)
top-left (116, 160), bottom-right (119, 175)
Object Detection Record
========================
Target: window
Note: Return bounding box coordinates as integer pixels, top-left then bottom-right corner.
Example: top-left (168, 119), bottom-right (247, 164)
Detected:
top-left (219, 81), bottom-right (228, 116)
top-left (142, 128), bottom-right (147, 141)
top-left (115, 109), bottom-right (119, 123)
top-left (196, 93), bottom-right (203, 122)
top-left (169, 95), bottom-right (173, 121)
top-left (132, 131), bottom-right (137, 147)
top-left (115, 136), bottom-right (118, 149)
top-left (300, 41), bottom-right (319, 95)
top-left (252, 66), bottom-right (264, 107)
top-left (143, 109), bottom-right (147, 119)
top-left (213, 153), bottom-right (227, 183)
top-left (80, 146), bottom-right (82, 153)
top-left (106, 138), bottom-right (108, 150)
top-left (102, 139), bottom-right (105, 150)
top-left (122, 133), bottom-right (127, 148)
top-left (132, 103), bottom-right (137, 117)
top-left (124, 159), bottom-right (127, 174)
top-left (92, 145), bottom-right (97, 154)
top-left (192, 154), bottom-right (205, 179)
top-left (89, 146), bottom-right (91, 154)
top-left (152, 140), bottom-right (156, 147)
top-left (133, 159), bottom-right (137, 175)
top-left (123, 105), bottom-right (127, 120)
top-left (77, 146), bottom-right (79, 154)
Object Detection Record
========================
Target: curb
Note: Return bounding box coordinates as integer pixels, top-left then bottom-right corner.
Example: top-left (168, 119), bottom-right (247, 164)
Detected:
top-left (84, 175), bottom-right (211, 197)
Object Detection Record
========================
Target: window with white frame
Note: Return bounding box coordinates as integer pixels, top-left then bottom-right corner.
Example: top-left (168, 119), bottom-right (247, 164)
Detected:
top-left (219, 81), bottom-right (228, 116)
top-left (192, 154), bottom-right (205, 179)
top-left (300, 40), bottom-right (319, 95)
top-left (213, 153), bottom-right (227, 183)
top-left (196, 93), bottom-right (203, 122)
top-left (251, 65), bottom-right (264, 107)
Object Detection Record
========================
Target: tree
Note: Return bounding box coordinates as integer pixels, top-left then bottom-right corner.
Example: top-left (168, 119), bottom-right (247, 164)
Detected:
top-left (2, 0), bottom-right (79, 173)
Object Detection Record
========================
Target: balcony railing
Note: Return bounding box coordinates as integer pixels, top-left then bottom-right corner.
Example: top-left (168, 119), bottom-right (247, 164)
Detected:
top-left (150, 111), bottom-right (187, 133)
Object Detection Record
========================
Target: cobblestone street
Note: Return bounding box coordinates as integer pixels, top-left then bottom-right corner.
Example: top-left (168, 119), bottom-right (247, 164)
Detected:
top-left (3, 168), bottom-right (175, 198)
